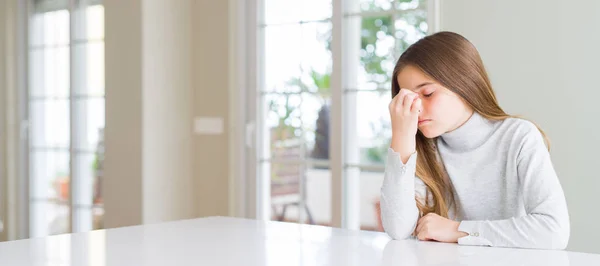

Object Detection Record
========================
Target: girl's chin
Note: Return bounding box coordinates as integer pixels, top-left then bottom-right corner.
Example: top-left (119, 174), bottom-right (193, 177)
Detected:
top-left (418, 127), bottom-right (442, 139)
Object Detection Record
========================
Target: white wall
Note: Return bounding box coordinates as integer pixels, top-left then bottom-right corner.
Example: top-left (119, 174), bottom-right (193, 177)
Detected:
top-left (104, 0), bottom-right (196, 227)
top-left (104, 0), bottom-right (233, 227)
top-left (192, 0), bottom-right (232, 218)
top-left (104, 0), bottom-right (144, 228)
top-left (440, 0), bottom-right (600, 253)
top-left (0, 0), bottom-right (235, 237)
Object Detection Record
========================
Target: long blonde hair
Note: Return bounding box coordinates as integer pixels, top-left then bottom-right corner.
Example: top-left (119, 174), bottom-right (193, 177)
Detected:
top-left (391, 31), bottom-right (549, 218)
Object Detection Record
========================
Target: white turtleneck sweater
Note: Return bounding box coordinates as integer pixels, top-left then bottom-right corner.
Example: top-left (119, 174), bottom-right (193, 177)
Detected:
top-left (380, 112), bottom-right (570, 249)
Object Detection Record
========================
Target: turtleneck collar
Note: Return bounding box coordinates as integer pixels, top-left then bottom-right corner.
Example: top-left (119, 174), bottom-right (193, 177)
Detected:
top-left (438, 111), bottom-right (498, 152)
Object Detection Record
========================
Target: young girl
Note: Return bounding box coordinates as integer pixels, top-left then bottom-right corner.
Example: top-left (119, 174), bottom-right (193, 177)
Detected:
top-left (380, 31), bottom-right (570, 250)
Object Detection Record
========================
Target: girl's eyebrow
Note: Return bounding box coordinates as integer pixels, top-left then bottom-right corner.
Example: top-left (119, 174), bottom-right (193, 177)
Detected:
top-left (412, 82), bottom-right (434, 92)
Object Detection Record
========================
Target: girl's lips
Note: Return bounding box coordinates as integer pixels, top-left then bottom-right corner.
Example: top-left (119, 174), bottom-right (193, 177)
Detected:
top-left (418, 119), bottom-right (432, 125)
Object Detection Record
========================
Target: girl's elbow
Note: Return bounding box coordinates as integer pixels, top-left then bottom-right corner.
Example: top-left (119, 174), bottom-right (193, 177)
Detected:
top-left (550, 227), bottom-right (570, 250)
top-left (552, 216), bottom-right (570, 250)
top-left (537, 211), bottom-right (570, 250)
top-left (384, 226), bottom-right (414, 240)
top-left (381, 217), bottom-right (416, 240)
top-left (540, 222), bottom-right (570, 250)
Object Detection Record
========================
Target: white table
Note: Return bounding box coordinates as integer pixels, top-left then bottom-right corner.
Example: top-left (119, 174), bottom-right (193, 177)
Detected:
top-left (0, 216), bottom-right (598, 265)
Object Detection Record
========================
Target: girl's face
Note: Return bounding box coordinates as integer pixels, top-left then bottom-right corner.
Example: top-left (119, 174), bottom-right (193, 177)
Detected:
top-left (397, 65), bottom-right (474, 138)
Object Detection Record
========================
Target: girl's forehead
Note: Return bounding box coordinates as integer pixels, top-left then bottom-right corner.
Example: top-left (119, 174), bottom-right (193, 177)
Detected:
top-left (397, 69), bottom-right (436, 91)
top-left (398, 66), bottom-right (432, 83)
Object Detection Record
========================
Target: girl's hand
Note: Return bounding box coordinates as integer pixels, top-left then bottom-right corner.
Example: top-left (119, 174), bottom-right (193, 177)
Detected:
top-left (389, 88), bottom-right (422, 163)
top-left (414, 213), bottom-right (468, 243)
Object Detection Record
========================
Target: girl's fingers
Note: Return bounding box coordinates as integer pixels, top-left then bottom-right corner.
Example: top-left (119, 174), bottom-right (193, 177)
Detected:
top-left (411, 98), bottom-right (422, 113)
top-left (402, 93), bottom-right (418, 114)
top-left (417, 230), bottom-right (429, 241)
top-left (397, 89), bottom-right (410, 104)
top-left (390, 89), bottom-right (410, 112)
top-left (415, 217), bottom-right (424, 234)
top-left (390, 89), bottom-right (409, 111)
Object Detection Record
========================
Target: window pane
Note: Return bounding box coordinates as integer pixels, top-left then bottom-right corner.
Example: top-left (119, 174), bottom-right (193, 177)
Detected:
top-left (263, 92), bottom-right (328, 155)
top-left (42, 12), bottom-right (58, 45)
top-left (264, 91), bottom-right (331, 226)
top-left (87, 42), bottom-right (105, 95)
top-left (359, 169), bottom-right (385, 231)
top-left (56, 46), bottom-right (71, 96)
top-left (344, 9), bottom-right (427, 91)
top-left (30, 150), bottom-right (70, 200)
top-left (30, 13), bottom-right (44, 46)
top-left (264, 0), bottom-right (331, 25)
top-left (72, 42), bottom-right (104, 96)
top-left (30, 100), bottom-right (70, 148)
top-left (40, 10), bottom-right (70, 46)
top-left (29, 49), bottom-right (44, 96)
top-left (264, 22), bottom-right (331, 92)
top-left (264, 93), bottom-right (303, 147)
top-left (305, 167), bottom-right (331, 226)
top-left (263, 25), bottom-right (303, 92)
top-left (394, 10), bottom-right (428, 47)
top-left (39, 47), bottom-right (70, 98)
top-left (87, 5), bottom-right (105, 40)
top-left (350, 91), bottom-right (391, 165)
top-left (29, 3), bottom-right (105, 237)
top-left (55, 10), bottom-right (70, 45)
top-left (340, 4), bottom-right (427, 229)
top-left (356, 0), bottom-right (394, 13)
top-left (73, 98), bottom-right (105, 151)
top-left (270, 160), bottom-right (303, 223)
top-left (272, 166), bottom-right (333, 227)
top-left (43, 48), bottom-right (58, 95)
top-left (71, 97), bottom-right (104, 232)
top-left (343, 11), bottom-right (427, 164)
top-left (72, 153), bottom-right (96, 207)
top-left (269, 162), bottom-right (331, 226)
top-left (347, 0), bottom-right (426, 13)
top-left (30, 201), bottom-right (70, 237)
top-left (30, 44), bottom-right (70, 98)
top-left (73, 149), bottom-right (96, 232)
top-left (345, 14), bottom-right (396, 91)
top-left (72, 5), bottom-right (105, 96)
top-left (394, 0), bottom-right (427, 11)
top-left (303, 93), bottom-right (330, 160)
top-left (31, 11), bottom-right (70, 98)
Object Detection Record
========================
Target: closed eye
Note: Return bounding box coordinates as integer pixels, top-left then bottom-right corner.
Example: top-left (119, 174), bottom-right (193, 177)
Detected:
top-left (424, 92), bottom-right (434, 97)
